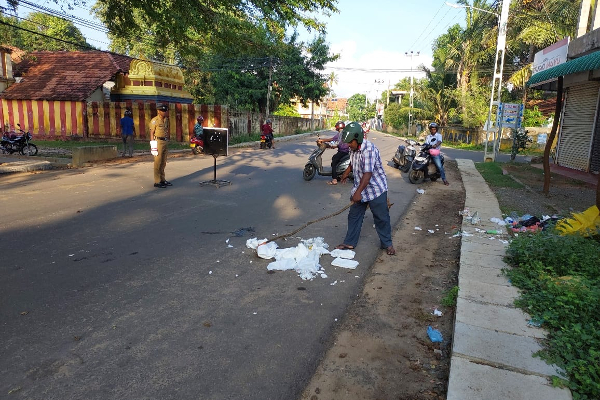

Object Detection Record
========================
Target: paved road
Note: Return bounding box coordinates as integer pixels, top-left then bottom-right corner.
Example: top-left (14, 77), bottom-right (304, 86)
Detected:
top-left (0, 131), bottom-right (416, 400)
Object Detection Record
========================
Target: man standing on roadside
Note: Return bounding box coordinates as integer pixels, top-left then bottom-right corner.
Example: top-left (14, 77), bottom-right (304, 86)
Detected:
top-left (120, 108), bottom-right (135, 157)
top-left (338, 121), bottom-right (395, 255)
top-left (150, 104), bottom-right (171, 188)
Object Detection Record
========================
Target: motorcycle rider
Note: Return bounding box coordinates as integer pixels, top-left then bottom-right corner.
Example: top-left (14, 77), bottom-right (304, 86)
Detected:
top-left (425, 122), bottom-right (449, 186)
top-left (317, 120), bottom-right (349, 185)
top-left (194, 115), bottom-right (204, 139)
top-left (261, 119), bottom-right (275, 149)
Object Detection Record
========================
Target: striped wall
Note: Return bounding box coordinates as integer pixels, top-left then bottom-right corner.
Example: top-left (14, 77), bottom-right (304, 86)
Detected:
top-left (0, 99), bottom-right (86, 138)
top-left (86, 102), bottom-right (227, 141)
top-left (0, 100), bottom-right (227, 141)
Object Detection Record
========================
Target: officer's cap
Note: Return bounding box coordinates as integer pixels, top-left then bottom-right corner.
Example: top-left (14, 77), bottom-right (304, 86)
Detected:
top-left (157, 104), bottom-right (168, 112)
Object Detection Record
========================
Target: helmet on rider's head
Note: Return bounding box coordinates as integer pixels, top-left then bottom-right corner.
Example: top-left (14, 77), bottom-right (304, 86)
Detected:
top-left (124, 109), bottom-right (133, 117)
top-left (197, 116), bottom-right (204, 122)
top-left (335, 120), bottom-right (345, 131)
top-left (428, 122), bottom-right (439, 131)
top-left (266, 119), bottom-right (272, 124)
top-left (341, 121), bottom-right (364, 145)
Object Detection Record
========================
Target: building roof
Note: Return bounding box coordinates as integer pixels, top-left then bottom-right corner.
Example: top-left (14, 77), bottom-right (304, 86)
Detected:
top-left (528, 50), bottom-right (600, 87)
top-left (326, 98), bottom-right (348, 111)
top-left (0, 51), bottom-right (134, 101)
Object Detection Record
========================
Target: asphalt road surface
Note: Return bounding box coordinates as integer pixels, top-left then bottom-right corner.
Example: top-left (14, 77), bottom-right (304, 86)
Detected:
top-left (1, 131), bottom-right (418, 400)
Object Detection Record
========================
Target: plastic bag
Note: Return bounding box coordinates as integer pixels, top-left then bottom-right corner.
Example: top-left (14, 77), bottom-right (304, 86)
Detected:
top-left (150, 140), bottom-right (158, 156)
top-left (556, 206), bottom-right (600, 236)
top-left (427, 326), bottom-right (443, 343)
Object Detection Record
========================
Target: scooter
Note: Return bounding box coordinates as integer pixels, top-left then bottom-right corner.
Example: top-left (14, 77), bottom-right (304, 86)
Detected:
top-left (303, 138), bottom-right (352, 181)
top-left (190, 134), bottom-right (204, 155)
top-left (392, 139), bottom-right (418, 172)
top-left (0, 124), bottom-right (38, 156)
top-left (260, 133), bottom-right (273, 149)
top-left (408, 143), bottom-right (445, 184)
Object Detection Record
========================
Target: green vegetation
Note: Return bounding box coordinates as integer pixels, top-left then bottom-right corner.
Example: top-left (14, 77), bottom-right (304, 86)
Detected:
top-left (474, 162), bottom-right (524, 188)
top-left (504, 230), bottom-right (600, 399)
top-left (441, 286), bottom-right (459, 308)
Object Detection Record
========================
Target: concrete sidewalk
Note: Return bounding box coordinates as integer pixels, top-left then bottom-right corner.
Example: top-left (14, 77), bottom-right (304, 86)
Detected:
top-left (447, 159), bottom-right (572, 400)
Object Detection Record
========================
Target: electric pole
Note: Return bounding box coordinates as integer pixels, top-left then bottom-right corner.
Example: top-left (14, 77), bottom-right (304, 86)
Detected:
top-left (405, 51), bottom-right (419, 135)
top-left (483, 0), bottom-right (509, 161)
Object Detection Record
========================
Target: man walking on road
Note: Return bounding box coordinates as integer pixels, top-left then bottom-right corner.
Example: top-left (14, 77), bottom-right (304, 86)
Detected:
top-left (150, 104), bottom-right (171, 188)
top-left (338, 122), bottom-right (395, 255)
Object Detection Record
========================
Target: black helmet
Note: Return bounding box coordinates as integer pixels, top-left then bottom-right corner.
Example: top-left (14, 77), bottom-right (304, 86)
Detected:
top-left (428, 122), bottom-right (439, 130)
top-left (341, 121), bottom-right (364, 145)
top-left (124, 109), bottom-right (133, 117)
top-left (335, 120), bottom-right (345, 130)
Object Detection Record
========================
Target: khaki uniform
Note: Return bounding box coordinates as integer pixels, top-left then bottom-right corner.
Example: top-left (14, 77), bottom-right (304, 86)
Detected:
top-left (150, 114), bottom-right (169, 184)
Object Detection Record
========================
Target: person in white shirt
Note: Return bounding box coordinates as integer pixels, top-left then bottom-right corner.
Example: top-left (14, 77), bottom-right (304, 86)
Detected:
top-left (425, 122), bottom-right (448, 186)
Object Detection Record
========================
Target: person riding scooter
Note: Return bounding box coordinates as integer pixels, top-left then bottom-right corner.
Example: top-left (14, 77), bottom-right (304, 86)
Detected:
top-left (261, 119), bottom-right (275, 149)
top-left (316, 120), bottom-right (349, 185)
top-left (425, 122), bottom-right (448, 186)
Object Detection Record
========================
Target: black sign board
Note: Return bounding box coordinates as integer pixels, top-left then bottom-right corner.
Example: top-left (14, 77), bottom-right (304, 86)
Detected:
top-left (203, 128), bottom-right (229, 156)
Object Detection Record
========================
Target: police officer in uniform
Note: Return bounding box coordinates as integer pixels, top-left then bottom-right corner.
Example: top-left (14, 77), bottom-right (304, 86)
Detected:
top-left (150, 104), bottom-right (171, 188)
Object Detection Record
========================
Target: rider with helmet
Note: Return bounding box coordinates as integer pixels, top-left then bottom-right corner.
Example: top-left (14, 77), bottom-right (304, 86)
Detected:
top-left (194, 115), bottom-right (204, 139)
top-left (317, 120), bottom-right (349, 185)
top-left (261, 118), bottom-right (275, 149)
top-left (337, 121), bottom-right (395, 256)
top-left (425, 122), bottom-right (448, 185)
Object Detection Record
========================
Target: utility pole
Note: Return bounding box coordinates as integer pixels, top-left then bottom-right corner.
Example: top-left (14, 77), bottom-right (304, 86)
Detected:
top-left (483, 0), bottom-right (508, 161)
top-left (266, 56), bottom-right (272, 118)
top-left (405, 51), bottom-right (419, 135)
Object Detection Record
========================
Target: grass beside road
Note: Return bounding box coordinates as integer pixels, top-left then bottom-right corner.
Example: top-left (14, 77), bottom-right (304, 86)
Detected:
top-left (474, 162), bottom-right (524, 188)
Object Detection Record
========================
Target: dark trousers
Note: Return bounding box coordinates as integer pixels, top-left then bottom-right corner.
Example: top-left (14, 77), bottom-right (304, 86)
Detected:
top-left (331, 151), bottom-right (347, 180)
top-left (343, 191), bottom-right (392, 249)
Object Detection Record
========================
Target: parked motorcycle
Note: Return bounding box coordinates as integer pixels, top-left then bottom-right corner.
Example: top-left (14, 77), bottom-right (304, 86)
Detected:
top-left (408, 143), bottom-right (445, 184)
top-left (303, 138), bottom-right (352, 181)
top-left (260, 132), bottom-right (273, 149)
top-left (392, 139), bottom-right (418, 172)
top-left (190, 134), bottom-right (204, 155)
top-left (0, 124), bottom-right (38, 156)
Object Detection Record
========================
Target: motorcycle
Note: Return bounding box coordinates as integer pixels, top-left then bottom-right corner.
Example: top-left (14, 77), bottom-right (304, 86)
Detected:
top-left (0, 124), bottom-right (38, 156)
top-left (260, 132), bottom-right (273, 149)
top-left (392, 139), bottom-right (418, 172)
top-left (190, 134), bottom-right (204, 155)
top-left (303, 137), bottom-right (352, 181)
top-left (408, 143), bottom-right (445, 184)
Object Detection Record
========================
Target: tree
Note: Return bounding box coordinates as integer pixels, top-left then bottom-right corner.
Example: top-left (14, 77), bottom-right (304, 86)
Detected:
top-left (1, 11), bottom-right (91, 51)
top-left (89, 0), bottom-right (338, 60)
top-left (206, 34), bottom-right (336, 113)
top-left (347, 93), bottom-right (375, 121)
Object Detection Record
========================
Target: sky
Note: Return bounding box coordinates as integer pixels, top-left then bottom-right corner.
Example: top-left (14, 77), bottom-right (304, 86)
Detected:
top-left (1, 0), bottom-right (472, 100)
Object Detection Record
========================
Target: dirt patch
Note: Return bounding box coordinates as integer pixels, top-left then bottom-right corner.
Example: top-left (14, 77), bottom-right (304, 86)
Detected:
top-left (301, 161), bottom-right (464, 400)
top-left (492, 163), bottom-right (597, 217)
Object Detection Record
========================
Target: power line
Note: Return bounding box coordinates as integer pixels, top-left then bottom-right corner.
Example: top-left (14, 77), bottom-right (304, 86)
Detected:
top-left (17, 0), bottom-right (108, 32)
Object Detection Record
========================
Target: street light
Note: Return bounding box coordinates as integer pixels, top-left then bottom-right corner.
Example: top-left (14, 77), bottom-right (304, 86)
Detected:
top-left (405, 51), bottom-right (419, 136)
top-left (445, 0), bottom-right (508, 162)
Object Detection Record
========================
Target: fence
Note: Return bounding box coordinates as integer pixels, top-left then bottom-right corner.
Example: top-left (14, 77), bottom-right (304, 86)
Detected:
top-left (227, 109), bottom-right (326, 139)
top-left (1, 99), bottom-right (326, 142)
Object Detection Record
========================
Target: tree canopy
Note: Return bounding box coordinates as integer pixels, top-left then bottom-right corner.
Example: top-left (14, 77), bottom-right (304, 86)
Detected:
top-left (0, 11), bottom-right (92, 51)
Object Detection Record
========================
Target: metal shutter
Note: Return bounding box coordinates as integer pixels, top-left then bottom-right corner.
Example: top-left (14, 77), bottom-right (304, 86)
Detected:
top-left (557, 83), bottom-right (600, 171)
top-left (591, 113), bottom-right (600, 173)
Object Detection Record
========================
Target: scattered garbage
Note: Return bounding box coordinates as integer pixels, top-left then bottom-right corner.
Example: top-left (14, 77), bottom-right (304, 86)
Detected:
top-left (428, 229), bottom-right (435, 234)
top-left (331, 257), bottom-right (359, 269)
top-left (490, 217), bottom-right (506, 226)
top-left (330, 248), bottom-right (356, 259)
top-left (417, 189), bottom-right (425, 194)
top-left (432, 308), bottom-right (443, 317)
top-left (470, 211), bottom-right (480, 225)
top-left (427, 326), bottom-right (443, 343)
top-left (414, 226), bottom-right (422, 231)
top-left (527, 317), bottom-right (544, 328)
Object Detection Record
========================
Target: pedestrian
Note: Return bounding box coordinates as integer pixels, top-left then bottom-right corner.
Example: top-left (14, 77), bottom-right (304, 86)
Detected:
top-left (425, 122), bottom-right (448, 185)
top-left (120, 108), bottom-right (135, 157)
top-left (317, 120), bottom-right (349, 185)
top-left (338, 121), bottom-right (395, 255)
top-left (150, 104), bottom-right (171, 188)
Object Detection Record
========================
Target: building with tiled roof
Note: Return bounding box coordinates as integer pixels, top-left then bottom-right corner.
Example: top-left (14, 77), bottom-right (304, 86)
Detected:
top-left (1, 50), bottom-right (132, 102)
